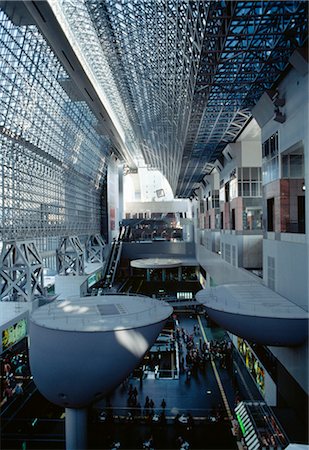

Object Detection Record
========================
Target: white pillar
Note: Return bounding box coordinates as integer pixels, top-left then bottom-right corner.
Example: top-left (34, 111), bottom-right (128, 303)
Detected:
top-left (178, 267), bottom-right (182, 281)
top-left (162, 268), bottom-right (166, 282)
top-left (65, 408), bottom-right (87, 450)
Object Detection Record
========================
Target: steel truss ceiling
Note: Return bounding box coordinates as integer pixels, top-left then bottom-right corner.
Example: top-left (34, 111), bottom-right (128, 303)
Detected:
top-left (58, 1), bottom-right (307, 197)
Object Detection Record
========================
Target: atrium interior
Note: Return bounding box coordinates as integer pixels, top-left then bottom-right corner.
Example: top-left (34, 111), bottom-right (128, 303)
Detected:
top-left (0, 1), bottom-right (308, 449)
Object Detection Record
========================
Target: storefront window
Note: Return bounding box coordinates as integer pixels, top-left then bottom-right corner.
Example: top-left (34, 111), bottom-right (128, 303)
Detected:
top-left (262, 132), bottom-right (279, 184)
top-left (238, 167), bottom-right (262, 197)
top-left (282, 153), bottom-right (304, 178)
top-left (244, 208), bottom-right (262, 230)
top-left (243, 183), bottom-right (250, 197)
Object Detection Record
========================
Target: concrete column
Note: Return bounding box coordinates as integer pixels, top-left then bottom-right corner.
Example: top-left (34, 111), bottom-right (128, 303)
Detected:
top-left (162, 268), bottom-right (166, 282)
top-left (146, 268), bottom-right (150, 281)
top-left (178, 267), bottom-right (182, 281)
top-left (65, 408), bottom-right (87, 450)
top-left (206, 271), bottom-right (211, 287)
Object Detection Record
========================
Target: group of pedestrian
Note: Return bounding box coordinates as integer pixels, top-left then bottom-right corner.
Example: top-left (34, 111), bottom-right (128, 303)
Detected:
top-left (176, 326), bottom-right (206, 378)
top-left (127, 384), bottom-right (139, 407)
top-left (206, 339), bottom-right (233, 369)
top-left (177, 435), bottom-right (190, 449)
top-left (126, 382), bottom-right (167, 419)
top-left (1, 351), bottom-right (28, 406)
top-left (144, 395), bottom-right (155, 414)
top-left (176, 324), bottom-right (233, 380)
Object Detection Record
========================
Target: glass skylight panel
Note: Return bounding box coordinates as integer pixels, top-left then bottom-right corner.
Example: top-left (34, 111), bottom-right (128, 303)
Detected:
top-left (1, 0), bottom-right (306, 207)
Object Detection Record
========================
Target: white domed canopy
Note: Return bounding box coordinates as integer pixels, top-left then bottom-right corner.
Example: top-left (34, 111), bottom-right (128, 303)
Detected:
top-left (131, 258), bottom-right (182, 269)
top-left (29, 294), bottom-right (173, 407)
top-left (196, 284), bottom-right (308, 346)
top-left (30, 294), bottom-right (172, 332)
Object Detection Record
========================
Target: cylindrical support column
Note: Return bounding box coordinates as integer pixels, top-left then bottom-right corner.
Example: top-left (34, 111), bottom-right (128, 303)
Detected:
top-left (146, 268), bottom-right (150, 281)
top-left (65, 408), bottom-right (87, 450)
top-left (206, 271), bottom-right (211, 287)
top-left (178, 267), bottom-right (182, 282)
top-left (162, 268), bottom-right (166, 282)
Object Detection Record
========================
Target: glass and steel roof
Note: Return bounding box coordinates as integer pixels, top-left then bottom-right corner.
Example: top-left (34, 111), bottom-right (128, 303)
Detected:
top-left (51, 0), bottom-right (307, 197)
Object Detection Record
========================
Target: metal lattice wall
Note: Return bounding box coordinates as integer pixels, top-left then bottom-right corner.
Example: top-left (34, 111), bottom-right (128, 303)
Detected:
top-left (0, 9), bottom-right (110, 249)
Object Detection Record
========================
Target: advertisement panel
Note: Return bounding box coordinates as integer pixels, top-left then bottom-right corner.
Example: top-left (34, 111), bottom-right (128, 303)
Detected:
top-left (237, 337), bottom-right (265, 395)
top-left (87, 269), bottom-right (104, 289)
top-left (2, 318), bottom-right (27, 352)
top-left (198, 272), bottom-right (206, 289)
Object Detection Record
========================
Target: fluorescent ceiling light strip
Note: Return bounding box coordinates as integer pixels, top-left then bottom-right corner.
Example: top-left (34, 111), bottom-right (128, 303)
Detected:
top-left (48, 0), bottom-right (138, 164)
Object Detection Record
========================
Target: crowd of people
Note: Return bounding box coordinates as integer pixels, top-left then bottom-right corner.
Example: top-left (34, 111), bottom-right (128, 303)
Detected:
top-left (1, 347), bottom-right (30, 407)
top-left (176, 325), bottom-right (233, 379)
top-left (125, 382), bottom-right (168, 421)
top-left (99, 318), bottom-right (237, 449)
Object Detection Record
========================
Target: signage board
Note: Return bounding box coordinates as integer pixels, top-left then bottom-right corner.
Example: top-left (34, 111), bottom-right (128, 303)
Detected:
top-left (2, 318), bottom-right (27, 352)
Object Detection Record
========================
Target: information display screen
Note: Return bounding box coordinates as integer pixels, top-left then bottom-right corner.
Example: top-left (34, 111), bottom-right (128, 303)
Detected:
top-left (87, 273), bottom-right (97, 288)
top-left (87, 269), bottom-right (103, 289)
top-left (177, 292), bottom-right (193, 300)
top-left (2, 318), bottom-right (27, 351)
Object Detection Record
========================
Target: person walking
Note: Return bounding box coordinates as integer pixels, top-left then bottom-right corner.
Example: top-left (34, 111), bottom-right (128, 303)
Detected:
top-left (149, 398), bottom-right (155, 413)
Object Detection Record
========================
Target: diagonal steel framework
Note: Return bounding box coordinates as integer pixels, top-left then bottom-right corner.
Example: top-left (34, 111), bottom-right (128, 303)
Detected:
top-left (56, 236), bottom-right (85, 276)
top-left (0, 241), bottom-right (44, 302)
top-left (0, 0), bottom-right (307, 260)
top-left (86, 234), bottom-right (106, 263)
top-left (57, 0), bottom-right (308, 198)
top-left (179, 0), bottom-right (308, 195)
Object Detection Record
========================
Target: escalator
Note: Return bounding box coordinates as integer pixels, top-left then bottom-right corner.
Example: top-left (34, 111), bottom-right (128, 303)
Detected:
top-left (102, 239), bottom-right (123, 289)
